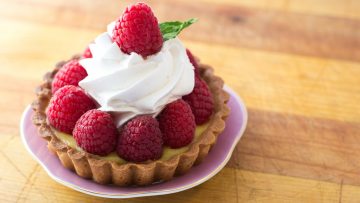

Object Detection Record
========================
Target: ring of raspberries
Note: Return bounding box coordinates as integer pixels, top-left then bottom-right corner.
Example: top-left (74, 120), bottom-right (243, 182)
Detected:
top-left (46, 3), bottom-right (214, 163)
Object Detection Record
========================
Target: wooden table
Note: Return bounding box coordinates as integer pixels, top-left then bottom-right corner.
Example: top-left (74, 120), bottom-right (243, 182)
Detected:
top-left (1, 0), bottom-right (359, 202)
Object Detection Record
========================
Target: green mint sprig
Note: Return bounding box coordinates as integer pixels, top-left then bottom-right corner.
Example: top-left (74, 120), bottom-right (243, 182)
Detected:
top-left (159, 18), bottom-right (198, 41)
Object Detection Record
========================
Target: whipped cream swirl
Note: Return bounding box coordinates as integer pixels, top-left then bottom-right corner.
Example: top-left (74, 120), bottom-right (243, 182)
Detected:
top-left (79, 24), bottom-right (195, 127)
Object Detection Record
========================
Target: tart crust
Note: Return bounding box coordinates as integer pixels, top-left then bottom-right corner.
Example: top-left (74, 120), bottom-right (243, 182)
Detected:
top-left (31, 56), bottom-right (230, 186)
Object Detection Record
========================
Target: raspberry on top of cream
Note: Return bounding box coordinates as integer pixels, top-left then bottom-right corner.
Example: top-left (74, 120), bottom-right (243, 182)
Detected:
top-left (79, 23), bottom-right (195, 127)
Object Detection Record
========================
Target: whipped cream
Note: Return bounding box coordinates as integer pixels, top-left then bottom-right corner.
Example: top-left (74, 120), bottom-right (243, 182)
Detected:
top-left (79, 24), bottom-right (195, 127)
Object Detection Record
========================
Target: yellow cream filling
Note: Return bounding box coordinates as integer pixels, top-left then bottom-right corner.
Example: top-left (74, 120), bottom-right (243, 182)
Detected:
top-left (55, 123), bottom-right (209, 164)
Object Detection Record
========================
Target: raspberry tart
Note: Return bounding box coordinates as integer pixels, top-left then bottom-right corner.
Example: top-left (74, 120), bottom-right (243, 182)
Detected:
top-left (32, 2), bottom-right (229, 186)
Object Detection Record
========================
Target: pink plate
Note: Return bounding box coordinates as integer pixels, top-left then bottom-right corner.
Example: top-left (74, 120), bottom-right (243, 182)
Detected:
top-left (20, 85), bottom-right (247, 198)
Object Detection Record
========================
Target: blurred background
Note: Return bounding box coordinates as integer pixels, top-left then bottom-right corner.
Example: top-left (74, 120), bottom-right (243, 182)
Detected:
top-left (0, 0), bottom-right (360, 202)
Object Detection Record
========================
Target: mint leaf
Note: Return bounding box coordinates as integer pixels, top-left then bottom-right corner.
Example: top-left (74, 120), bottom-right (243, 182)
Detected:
top-left (159, 18), bottom-right (197, 41)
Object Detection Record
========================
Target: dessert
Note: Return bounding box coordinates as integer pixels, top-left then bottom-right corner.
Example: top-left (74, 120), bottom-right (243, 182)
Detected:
top-left (32, 2), bottom-right (229, 186)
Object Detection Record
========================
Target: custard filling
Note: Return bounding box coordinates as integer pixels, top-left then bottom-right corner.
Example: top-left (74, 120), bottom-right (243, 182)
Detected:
top-left (54, 123), bottom-right (209, 164)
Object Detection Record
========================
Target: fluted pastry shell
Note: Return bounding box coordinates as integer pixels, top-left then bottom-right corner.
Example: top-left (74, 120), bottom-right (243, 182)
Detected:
top-left (31, 56), bottom-right (230, 186)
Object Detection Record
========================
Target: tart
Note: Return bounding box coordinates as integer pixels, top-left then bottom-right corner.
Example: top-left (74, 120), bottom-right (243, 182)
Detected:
top-left (31, 3), bottom-right (230, 186)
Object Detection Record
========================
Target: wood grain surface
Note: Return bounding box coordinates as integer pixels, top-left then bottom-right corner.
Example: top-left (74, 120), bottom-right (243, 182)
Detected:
top-left (0, 0), bottom-right (359, 202)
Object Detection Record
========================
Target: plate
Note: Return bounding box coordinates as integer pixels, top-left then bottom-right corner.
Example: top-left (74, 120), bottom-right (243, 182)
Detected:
top-left (20, 85), bottom-right (247, 198)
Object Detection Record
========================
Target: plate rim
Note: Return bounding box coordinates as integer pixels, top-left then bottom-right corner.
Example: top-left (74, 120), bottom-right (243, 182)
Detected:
top-left (20, 85), bottom-right (248, 198)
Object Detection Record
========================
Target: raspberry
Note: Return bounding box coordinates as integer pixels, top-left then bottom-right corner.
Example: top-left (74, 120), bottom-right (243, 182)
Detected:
top-left (183, 76), bottom-right (214, 125)
top-left (73, 110), bottom-right (118, 156)
top-left (158, 99), bottom-right (195, 148)
top-left (46, 85), bottom-right (96, 134)
top-left (186, 49), bottom-right (199, 75)
top-left (117, 115), bottom-right (163, 162)
top-left (82, 46), bottom-right (92, 58)
top-left (52, 59), bottom-right (87, 94)
top-left (112, 3), bottom-right (163, 57)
